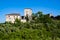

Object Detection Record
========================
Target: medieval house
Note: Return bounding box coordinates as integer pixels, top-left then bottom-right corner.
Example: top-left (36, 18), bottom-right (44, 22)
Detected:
top-left (6, 8), bottom-right (32, 23)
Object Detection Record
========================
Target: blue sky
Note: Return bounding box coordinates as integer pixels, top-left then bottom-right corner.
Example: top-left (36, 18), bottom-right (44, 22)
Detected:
top-left (0, 0), bottom-right (60, 23)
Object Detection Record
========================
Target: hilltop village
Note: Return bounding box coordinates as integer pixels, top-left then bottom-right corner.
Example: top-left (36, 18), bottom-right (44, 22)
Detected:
top-left (6, 8), bottom-right (32, 23)
top-left (6, 8), bottom-right (60, 23)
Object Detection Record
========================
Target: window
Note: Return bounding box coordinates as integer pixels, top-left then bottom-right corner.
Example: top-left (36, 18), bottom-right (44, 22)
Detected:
top-left (8, 16), bottom-right (10, 17)
top-left (6, 16), bottom-right (10, 18)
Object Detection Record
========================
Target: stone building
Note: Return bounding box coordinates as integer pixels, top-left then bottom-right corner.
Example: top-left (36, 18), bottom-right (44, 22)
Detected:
top-left (6, 8), bottom-right (32, 23)
top-left (24, 8), bottom-right (32, 21)
top-left (24, 8), bottom-right (32, 17)
top-left (6, 14), bottom-right (21, 23)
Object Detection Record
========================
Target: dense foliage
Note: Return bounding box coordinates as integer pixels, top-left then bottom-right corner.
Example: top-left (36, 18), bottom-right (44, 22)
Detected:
top-left (0, 11), bottom-right (60, 40)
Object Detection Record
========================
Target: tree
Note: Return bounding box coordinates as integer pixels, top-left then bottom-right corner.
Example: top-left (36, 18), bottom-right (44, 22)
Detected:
top-left (14, 18), bottom-right (21, 27)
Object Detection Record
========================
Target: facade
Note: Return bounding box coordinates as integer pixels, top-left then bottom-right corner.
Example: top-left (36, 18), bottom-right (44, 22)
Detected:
top-left (6, 8), bottom-right (32, 23)
top-left (24, 8), bottom-right (32, 21)
top-left (6, 14), bottom-right (21, 23)
top-left (21, 16), bottom-right (26, 23)
top-left (24, 8), bottom-right (32, 17)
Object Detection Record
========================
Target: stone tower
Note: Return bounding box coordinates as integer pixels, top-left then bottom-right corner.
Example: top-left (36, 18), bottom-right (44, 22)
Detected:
top-left (24, 8), bottom-right (32, 21)
top-left (24, 8), bottom-right (32, 17)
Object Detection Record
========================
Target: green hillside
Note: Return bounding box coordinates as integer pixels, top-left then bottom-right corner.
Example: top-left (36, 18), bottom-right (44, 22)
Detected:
top-left (0, 11), bottom-right (60, 40)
